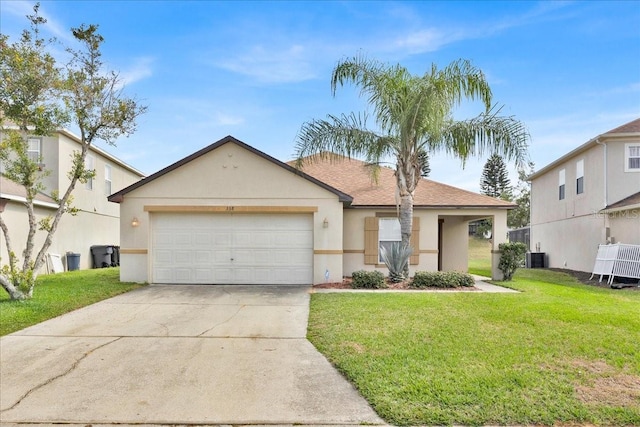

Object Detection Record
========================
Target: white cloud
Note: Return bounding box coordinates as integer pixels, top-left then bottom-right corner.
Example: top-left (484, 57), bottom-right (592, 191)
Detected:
top-left (119, 57), bottom-right (154, 86)
top-left (211, 112), bottom-right (244, 126)
top-left (218, 44), bottom-right (317, 84)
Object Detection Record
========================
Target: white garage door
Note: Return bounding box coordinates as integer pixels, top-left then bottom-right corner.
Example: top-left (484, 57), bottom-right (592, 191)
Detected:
top-left (151, 213), bottom-right (313, 284)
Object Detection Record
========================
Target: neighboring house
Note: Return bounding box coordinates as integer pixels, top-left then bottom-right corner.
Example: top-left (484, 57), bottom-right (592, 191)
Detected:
top-left (529, 118), bottom-right (640, 273)
top-left (0, 129), bottom-right (145, 271)
top-left (108, 136), bottom-right (515, 285)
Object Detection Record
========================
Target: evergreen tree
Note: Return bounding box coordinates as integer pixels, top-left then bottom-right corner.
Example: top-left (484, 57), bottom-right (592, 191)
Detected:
top-left (480, 154), bottom-right (512, 198)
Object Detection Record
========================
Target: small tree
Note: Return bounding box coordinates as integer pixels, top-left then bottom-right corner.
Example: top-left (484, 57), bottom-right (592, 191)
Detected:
top-left (508, 161), bottom-right (534, 229)
top-left (0, 5), bottom-right (146, 300)
top-left (498, 242), bottom-right (527, 281)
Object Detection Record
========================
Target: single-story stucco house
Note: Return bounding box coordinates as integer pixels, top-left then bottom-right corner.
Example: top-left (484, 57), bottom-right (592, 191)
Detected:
top-left (108, 136), bottom-right (515, 285)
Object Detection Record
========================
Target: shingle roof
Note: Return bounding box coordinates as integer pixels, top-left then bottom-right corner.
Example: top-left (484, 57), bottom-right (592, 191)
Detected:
top-left (604, 191), bottom-right (640, 211)
top-left (292, 154), bottom-right (515, 208)
top-left (606, 118), bottom-right (640, 134)
top-left (0, 175), bottom-right (58, 207)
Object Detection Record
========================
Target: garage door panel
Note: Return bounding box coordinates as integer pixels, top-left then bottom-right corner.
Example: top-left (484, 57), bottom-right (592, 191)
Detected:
top-left (175, 269), bottom-right (192, 282)
top-left (194, 250), bottom-right (212, 264)
top-left (194, 268), bottom-right (213, 282)
top-left (152, 213), bottom-right (313, 284)
top-left (154, 250), bottom-right (173, 264)
top-left (174, 250), bottom-right (192, 264)
top-left (194, 232), bottom-right (213, 246)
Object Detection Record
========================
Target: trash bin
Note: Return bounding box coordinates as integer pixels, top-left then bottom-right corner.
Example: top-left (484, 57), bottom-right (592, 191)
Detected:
top-left (66, 252), bottom-right (80, 271)
top-left (90, 245), bottom-right (113, 268)
top-left (111, 246), bottom-right (120, 266)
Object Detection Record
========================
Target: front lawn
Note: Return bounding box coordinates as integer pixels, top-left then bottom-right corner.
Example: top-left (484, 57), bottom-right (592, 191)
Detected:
top-left (0, 268), bottom-right (145, 336)
top-left (308, 269), bottom-right (640, 426)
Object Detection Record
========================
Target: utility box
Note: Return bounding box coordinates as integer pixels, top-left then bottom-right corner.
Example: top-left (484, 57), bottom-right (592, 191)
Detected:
top-left (526, 252), bottom-right (546, 268)
top-left (66, 252), bottom-right (80, 271)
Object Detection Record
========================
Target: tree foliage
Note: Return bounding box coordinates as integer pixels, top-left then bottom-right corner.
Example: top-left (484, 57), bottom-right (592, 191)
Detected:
top-left (508, 161), bottom-right (534, 229)
top-left (0, 4), bottom-right (146, 300)
top-left (480, 153), bottom-right (512, 199)
top-left (294, 54), bottom-right (529, 276)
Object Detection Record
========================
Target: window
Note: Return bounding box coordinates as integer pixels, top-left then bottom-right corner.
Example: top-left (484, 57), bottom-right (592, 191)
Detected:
top-left (364, 216), bottom-right (420, 266)
top-left (27, 137), bottom-right (41, 163)
top-left (86, 155), bottom-right (95, 190)
top-left (104, 164), bottom-right (112, 195)
top-left (625, 144), bottom-right (640, 172)
top-left (378, 217), bottom-right (401, 263)
top-left (576, 160), bottom-right (584, 195)
top-left (558, 169), bottom-right (565, 200)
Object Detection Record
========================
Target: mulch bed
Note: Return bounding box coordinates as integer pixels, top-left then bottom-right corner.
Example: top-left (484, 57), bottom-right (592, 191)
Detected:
top-left (313, 270), bottom-right (640, 291)
top-left (313, 277), bottom-right (478, 291)
top-left (549, 268), bottom-right (640, 291)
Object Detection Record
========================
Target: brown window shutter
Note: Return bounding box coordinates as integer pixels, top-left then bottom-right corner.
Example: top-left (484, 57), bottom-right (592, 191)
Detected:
top-left (364, 217), bottom-right (379, 265)
top-left (410, 216), bottom-right (420, 265)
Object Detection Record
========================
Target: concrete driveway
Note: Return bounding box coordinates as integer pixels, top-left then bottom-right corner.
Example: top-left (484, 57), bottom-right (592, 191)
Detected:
top-left (0, 285), bottom-right (384, 426)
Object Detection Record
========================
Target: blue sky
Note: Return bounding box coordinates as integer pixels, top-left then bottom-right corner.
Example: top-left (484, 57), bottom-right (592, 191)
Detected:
top-left (1, 0), bottom-right (639, 192)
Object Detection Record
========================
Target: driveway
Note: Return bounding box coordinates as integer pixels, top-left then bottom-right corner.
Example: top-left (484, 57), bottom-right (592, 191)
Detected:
top-left (0, 285), bottom-right (384, 426)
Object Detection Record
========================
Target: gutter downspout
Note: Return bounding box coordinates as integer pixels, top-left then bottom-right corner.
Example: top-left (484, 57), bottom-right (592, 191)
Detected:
top-left (595, 138), bottom-right (607, 209)
top-left (595, 138), bottom-right (609, 243)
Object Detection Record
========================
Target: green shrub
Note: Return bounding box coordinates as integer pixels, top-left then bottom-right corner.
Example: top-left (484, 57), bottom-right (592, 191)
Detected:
top-left (351, 270), bottom-right (387, 289)
top-left (379, 242), bottom-right (413, 283)
top-left (410, 271), bottom-right (475, 288)
top-left (498, 242), bottom-right (528, 281)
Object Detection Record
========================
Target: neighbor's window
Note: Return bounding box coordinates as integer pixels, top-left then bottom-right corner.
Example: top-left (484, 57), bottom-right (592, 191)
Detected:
top-left (27, 137), bottom-right (41, 163)
top-left (558, 169), bottom-right (566, 200)
top-left (86, 155), bottom-right (95, 190)
top-left (625, 144), bottom-right (640, 172)
top-left (104, 164), bottom-right (112, 195)
top-left (576, 160), bottom-right (584, 195)
top-left (378, 217), bottom-right (401, 263)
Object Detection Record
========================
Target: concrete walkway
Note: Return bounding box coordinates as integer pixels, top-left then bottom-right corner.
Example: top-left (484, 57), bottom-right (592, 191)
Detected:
top-left (0, 285), bottom-right (384, 426)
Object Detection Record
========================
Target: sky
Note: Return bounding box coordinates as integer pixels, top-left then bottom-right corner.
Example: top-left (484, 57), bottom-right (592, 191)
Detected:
top-left (1, 0), bottom-right (639, 192)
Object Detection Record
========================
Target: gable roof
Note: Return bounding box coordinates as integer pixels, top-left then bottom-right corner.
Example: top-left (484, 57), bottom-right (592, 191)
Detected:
top-left (529, 117), bottom-right (640, 180)
top-left (0, 175), bottom-right (59, 209)
top-left (292, 154), bottom-right (516, 208)
top-left (603, 191), bottom-right (640, 212)
top-left (108, 136), bottom-right (352, 203)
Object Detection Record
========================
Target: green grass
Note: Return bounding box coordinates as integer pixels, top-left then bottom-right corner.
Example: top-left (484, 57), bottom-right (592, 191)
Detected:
top-left (0, 268), bottom-right (145, 336)
top-left (308, 269), bottom-right (640, 426)
top-left (468, 236), bottom-right (492, 277)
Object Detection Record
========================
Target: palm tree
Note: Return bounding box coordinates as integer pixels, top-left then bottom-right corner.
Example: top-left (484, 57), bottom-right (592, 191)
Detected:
top-left (294, 55), bottom-right (529, 251)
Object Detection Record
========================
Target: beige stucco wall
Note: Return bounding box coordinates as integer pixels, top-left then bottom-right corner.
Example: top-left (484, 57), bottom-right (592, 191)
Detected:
top-left (117, 142), bottom-right (344, 284)
top-left (1, 201), bottom-right (122, 271)
top-left (342, 208), bottom-right (509, 279)
top-left (530, 137), bottom-right (640, 274)
top-left (609, 209), bottom-right (640, 245)
top-left (606, 139), bottom-right (640, 205)
top-left (0, 131), bottom-right (143, 274)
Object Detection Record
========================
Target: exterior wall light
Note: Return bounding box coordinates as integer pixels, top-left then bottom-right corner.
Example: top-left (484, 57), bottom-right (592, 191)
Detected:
top-left (131, 217), bottom-right (140, 227)
top-left (323, 217), bottom-right (329, 228)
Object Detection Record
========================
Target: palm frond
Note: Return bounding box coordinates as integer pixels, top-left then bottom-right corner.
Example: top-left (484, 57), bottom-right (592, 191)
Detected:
top-left (438, 106), bottom-right (530, 168)
top-left (293, 112), bottom-right (394, 166)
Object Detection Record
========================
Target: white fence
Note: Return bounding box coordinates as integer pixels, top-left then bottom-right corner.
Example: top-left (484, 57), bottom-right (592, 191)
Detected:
top-left (590, 243), bottom-right (640, 285)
